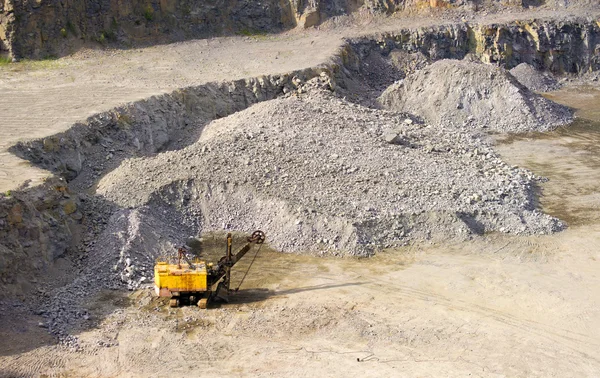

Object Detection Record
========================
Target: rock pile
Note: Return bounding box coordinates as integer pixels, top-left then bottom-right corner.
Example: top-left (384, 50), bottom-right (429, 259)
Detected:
top-left (96, 86), bottom-right (563, 260)
top-left (509, 63), bottom-right (561, 93)
top-left (34, 63), bottom-right (573, 342)
top-left (37, 204), bottom-right (193, 341)
top-left (377, 59), bottom-right (573, 132)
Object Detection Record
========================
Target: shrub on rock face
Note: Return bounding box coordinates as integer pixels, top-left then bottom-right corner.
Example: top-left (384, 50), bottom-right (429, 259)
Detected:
top-left (377, 59), bottom-right (573, 133)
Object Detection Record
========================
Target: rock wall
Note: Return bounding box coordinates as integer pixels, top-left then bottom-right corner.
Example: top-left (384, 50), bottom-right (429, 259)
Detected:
top-left (4, 0), bottom-right (597, 59)
top-left (291, 0), bottom-right (566, 18)
top-left (347, 18), bottom-right (600, 74)
top-left (0, 0), bottom-right (12, 56)
top-left (2, 0), bottom-right (298, 59)
top-left (1, 0), bottom-right (442, 59)
top-left (0, 180), bottom-right (76, 296)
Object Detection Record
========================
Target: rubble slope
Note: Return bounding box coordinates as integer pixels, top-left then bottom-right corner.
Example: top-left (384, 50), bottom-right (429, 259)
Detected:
top-left (377, 59), bottom-right (573, 132)
top-left (97, 87), bottom-right (563, 257)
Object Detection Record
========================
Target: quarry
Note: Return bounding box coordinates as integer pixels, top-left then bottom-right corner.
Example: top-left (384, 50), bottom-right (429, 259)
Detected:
top-left (1, 1), bottom-right (600, 376)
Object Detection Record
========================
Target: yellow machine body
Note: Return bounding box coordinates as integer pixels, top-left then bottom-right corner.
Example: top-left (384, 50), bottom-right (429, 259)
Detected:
top-left (154, 261), bottom-right (208, 297)
top-left (153, 230), bottom-right (266, 308)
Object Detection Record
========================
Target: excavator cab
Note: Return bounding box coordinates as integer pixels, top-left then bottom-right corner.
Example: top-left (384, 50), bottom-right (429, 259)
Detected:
top-left (154, 230), bottom-right (265, 308)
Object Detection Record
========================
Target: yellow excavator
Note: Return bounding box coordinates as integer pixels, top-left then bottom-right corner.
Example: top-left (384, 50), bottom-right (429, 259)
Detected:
top-left (154, 230), bottom-right (266, 308)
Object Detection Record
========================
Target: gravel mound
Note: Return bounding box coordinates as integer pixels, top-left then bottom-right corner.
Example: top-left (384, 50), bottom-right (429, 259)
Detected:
top-left (378, 59), bottom-right (573, 132)
top-left (35, 81), bottom-right (568, 344)
top-left (37, 205), bottom-right (195, 342)
top-left (96, 87), bottom-right (562, 258)
top-left (509, 63), bottom-right (561, 92)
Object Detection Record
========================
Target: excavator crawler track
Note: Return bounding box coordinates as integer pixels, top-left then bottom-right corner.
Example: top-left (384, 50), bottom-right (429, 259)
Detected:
top-left (197, 298), bottom-right (208, 309)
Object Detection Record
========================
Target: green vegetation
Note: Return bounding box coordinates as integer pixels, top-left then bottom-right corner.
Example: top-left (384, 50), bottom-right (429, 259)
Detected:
top-left (2, 56), bottom-right (62, 71)
top-left (143, 5), bottom-right (154, 21)
top-left (60, 28), bottom-right (68, 38)
top-left (66, 20), bottom-right (77, 36)
top-left (96, 29), bottom-right (116, 44)
top-left (237, 28), bottom-right (268, 38)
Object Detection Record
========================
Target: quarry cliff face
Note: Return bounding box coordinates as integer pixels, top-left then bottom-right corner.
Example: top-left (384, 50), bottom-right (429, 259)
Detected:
top-left (0, 0), bottom-right (337, 59)
top-left (0, 0), bottom-right (597, 60)
top-left (0, 0), bottom-right (298, 59)
top-left (347, 19), bottom-right (600, 73)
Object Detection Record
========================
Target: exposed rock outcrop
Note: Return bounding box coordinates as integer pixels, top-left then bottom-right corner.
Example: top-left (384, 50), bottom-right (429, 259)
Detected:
top-left (1, 0), bottom-right (297, 59)
top-left (0, 180), bottom-right (79, 297)
top-left (2, 0), bottom-right (598, 60)
top-left (347, 18), bottom-right (600, 74)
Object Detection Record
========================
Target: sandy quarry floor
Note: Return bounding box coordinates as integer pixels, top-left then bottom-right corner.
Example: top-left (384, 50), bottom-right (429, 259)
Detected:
top-left (1, 86), bottom-right (599, 377)
top-left (2, 7), bottom-right (600, 377)
top-left (0, 7), bottom-right (598, 192)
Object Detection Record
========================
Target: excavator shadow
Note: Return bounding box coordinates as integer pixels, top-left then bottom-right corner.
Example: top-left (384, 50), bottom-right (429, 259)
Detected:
top-left (217, 282), bottom-right (366, 306)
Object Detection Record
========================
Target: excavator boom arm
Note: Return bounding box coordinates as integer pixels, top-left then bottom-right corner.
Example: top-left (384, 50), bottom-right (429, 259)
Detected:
top-left (208, 230), bottom-right (265, 287)
top-left (232, 244), bottom-right (252, 265)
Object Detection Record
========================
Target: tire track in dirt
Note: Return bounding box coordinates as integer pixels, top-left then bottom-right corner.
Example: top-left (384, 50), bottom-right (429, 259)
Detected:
top-left (0, 346), bottom-right (72, 378)
top-left (369, 277), bottom-right (600, 364)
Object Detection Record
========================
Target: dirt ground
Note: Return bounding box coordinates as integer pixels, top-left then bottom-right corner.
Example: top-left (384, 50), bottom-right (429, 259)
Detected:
top-left (0, 87), bottom-right (599, 377)
top-left (2, 6), bottom-right (600, 377)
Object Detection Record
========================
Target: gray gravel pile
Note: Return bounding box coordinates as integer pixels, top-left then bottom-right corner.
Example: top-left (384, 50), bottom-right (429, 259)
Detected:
top-left (378, 59), bottom-right (573, 132)
top-left (35, 73), bottom-right (571, 343)
top-left (509, 63), bottom-right (561, 92)
top-left (37, 205), bottom-right (194, 343)
top-left (95, 85), bottom-right (563, 259)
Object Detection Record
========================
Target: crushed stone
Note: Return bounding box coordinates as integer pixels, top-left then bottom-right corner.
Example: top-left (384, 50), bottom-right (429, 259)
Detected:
top-left (377, 59), bottom-right (573, 132)
top-left (96, 83), bottom-right (563, 259)
top-left (509, 63), bottom-right (561, 92)
top-left (35, 67), bottom-right (572, 344)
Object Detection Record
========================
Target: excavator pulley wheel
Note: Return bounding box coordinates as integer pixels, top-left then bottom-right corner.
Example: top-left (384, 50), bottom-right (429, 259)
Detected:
top-left (248, 230), bottom-right (266, 244)
top-left (197, 298), bottom-right (208, 309)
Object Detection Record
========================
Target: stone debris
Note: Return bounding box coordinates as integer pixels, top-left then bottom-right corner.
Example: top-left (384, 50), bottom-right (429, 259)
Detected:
top-left (509, 63), bottom-right (562, 93)
top-left (96, 84), bottom-right (563, 260)
top-left (2, 59), bottom-right (576, 346)
top-left (377, 59), bottom-right (573, 132)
